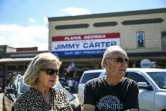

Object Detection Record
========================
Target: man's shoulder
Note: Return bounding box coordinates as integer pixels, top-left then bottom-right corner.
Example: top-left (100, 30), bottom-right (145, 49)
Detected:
top-left (123, 77), bottom-right (136, 83)
top-left (123, 77), bottom-right (138, 87)
top-left (86, 77), bottom-right (104, 85)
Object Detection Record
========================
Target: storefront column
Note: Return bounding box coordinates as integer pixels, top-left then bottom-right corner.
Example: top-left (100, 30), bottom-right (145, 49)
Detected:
top-left (2, 64), bottom-right (6, 91)
top-left (164, 61), bottom-right (166, 69)
top-left (132, 61), bottom-right (136, 68)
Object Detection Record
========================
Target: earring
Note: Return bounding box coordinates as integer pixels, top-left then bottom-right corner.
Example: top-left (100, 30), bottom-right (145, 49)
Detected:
top-left (35, 77), bottom-right (38, 83)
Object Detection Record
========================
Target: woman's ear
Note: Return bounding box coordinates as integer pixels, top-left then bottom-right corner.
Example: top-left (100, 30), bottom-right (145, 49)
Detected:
top-left (104, 60), bottom-right (107, 65)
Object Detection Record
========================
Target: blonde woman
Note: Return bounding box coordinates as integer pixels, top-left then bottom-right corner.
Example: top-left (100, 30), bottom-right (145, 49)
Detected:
top-left (15, 53), bottom-right (73, 111)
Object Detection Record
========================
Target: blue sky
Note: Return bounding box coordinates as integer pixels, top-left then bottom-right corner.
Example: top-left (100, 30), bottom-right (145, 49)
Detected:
top-left (0, 0), bottom-right (166, 50)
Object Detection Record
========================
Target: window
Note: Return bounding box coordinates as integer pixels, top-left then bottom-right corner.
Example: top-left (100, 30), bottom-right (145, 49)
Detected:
top-left (55, 23), bottom-right (89, 30)
top-left (126, 72), bottom-right (147, 83)
top-left (162, 31), bottom-right (166, 45)
top-left (147, 72), bottom-right (166, 89)
top-left (19, 78), bottom-right (29, 93)
top-left (18, 64), bottom-right (25, 71)
top-left (137, 32), bottom-right (144, 47)
top-left (121, 18), bottom-right (164, 25)
top-left (8, 76), bottom-right (16, 88)
top-left (80, 72), bottom-right (101, 84)
top-left (7, 65), bottom-right (17, 71)
top-left (93, 22), bottom-right (118, 27)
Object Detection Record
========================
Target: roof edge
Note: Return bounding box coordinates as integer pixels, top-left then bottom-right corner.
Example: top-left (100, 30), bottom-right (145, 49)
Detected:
top-left (48, 8), bottom-right (166, 21)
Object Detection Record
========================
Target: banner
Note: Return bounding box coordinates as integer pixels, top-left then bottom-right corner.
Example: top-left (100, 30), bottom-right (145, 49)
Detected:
top-left (66, 61), bottom-right (75, 73)
top-left (52, 33), bottom-right (120, 57)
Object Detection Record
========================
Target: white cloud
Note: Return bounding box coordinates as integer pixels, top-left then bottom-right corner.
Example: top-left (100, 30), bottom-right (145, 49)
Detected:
top-left (0, 35), bottom-right (7, 45)
top-left (43, 17), bottom-right (48, 23)
top-left (0, 24), bottom-right (48, 51)
top-left (28, 18), bottom-right (36, 23)
top-left (63, 7), bottom-right (91, 16)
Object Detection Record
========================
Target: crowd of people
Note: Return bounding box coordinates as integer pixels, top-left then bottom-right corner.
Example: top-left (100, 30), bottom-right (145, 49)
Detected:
top-left (59, 76), bottom-right (80, 93)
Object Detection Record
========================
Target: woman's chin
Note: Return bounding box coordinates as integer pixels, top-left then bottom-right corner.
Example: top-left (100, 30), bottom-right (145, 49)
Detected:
top-left (49, 83), bottom-right (56, 87)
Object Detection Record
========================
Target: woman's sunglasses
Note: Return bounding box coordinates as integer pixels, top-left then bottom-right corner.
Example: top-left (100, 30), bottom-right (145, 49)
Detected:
top-left (41, 68), bottom-right (59, 75)
top-left (106, 57), bottom-right (129, 64)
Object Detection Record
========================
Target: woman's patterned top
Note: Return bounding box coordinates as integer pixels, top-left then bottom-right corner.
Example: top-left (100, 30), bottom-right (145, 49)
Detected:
top-left (14, 87), bottom-right (73, 111)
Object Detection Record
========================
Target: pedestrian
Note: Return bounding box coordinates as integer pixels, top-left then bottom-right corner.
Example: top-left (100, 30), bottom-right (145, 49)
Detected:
top-left (83, 46), bottom-right (139, 111)
top-left (67, 77), bottom-right (75, 93)
top-left (14, 53), bottom-right (73, 111)
top-left (74, 78), bottom-right (79, 93)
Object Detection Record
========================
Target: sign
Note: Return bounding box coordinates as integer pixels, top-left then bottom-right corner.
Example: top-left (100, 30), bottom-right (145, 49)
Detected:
top-left (52, 33), bottom-right (120, 57)
top-left (140, 59), bottom-right (151, 68)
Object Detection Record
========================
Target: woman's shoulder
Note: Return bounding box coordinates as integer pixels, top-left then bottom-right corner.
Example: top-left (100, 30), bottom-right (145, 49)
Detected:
top-left (51, 88), bottom-right (67, 98)
top-left (15, 89), bottom-right (31, 103)
top-left (51, 88), bottom-right (65, 94)
top-left (16, 87), bottom-right (39, 102)
top-left (14, 90), bottom-right (31, 110)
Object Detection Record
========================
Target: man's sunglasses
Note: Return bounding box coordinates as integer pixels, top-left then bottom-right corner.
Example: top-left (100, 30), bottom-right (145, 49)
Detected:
top-left (40, 68), bottom-right (59, 75)
top-left (106, 57), bottom-right (129, 64)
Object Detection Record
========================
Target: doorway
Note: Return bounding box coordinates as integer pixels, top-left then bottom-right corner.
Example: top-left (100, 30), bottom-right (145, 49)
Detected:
top-left (161, 31), bottom-right (166, 52)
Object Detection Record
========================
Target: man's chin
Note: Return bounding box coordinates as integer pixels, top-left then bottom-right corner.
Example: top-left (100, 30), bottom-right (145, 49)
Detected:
top-left (118, 71), bottom-right (126, 77)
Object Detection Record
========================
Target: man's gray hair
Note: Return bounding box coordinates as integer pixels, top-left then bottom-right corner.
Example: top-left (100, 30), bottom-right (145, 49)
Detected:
top-left (101, 46), bottom-right (127, 68)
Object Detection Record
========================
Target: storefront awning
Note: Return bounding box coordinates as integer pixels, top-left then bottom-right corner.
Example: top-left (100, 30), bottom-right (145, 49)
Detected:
top-left (0, 58), bottom-right (33, 63)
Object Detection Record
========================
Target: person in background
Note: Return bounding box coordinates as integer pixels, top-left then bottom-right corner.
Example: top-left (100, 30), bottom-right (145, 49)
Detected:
top-left (83, 46), bottom-right (139, 111)
top-left (74, 78), bottom-right (79, 93)
top-left (59, 76), bottom-right (67, 87)
top-left (15, 53), bottom-right (73, 111)
top-left (67, 77), bottom-right (75, 93)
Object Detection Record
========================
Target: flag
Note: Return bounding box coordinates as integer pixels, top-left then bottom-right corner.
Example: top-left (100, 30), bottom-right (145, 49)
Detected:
top-left (66, 61), bottom-right (75, 73)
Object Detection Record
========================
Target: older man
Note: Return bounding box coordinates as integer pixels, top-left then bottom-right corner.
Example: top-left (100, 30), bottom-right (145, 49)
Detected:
top-left (83, 46), bottom-right (139, 111)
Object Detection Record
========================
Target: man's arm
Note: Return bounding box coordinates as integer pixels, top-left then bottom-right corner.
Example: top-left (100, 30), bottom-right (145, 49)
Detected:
top-left (124, 80), bottom-right (139, 110)
top-left (83, 104), bottom-right (95, 111)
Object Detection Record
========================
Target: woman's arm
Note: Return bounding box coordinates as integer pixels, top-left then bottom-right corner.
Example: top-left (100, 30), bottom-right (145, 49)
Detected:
top-left (61, 90), bottom-right (73, 111)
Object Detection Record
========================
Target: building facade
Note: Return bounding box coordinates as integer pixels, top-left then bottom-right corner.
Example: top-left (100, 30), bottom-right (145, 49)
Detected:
top-left (48, 8), bottom-right (166, 78)
top-left (0, 45), bottom-right (47, 91)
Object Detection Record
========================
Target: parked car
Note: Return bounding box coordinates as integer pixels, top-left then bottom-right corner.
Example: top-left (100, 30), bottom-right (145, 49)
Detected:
top-left (2, 74), bottom-right (28, 111)
top-left (78, 68), bottom-right (166, 111)
top-left (3, 74), bottom-right (81, 111)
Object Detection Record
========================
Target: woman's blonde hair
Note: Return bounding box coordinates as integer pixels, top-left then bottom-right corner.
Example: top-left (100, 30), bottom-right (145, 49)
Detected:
top-left (24, 52), bottom-right (62, 86)
top-left (101, 46), bottom-right (127, 69)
